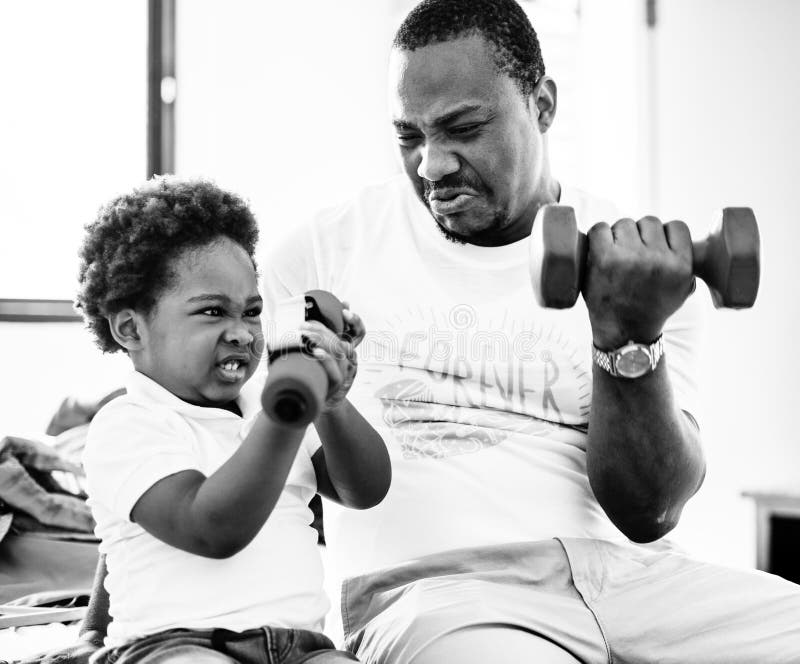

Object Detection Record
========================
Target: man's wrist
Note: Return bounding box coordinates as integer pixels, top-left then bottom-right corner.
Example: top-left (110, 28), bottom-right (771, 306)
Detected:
top-left (592, 335), bottom-right (665, 379)
top-left (591, 323), bottom-right (664, 351)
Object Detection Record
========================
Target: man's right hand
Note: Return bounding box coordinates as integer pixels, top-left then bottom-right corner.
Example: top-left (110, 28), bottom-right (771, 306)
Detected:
top-left (583, 216), bottom-right (694, 350)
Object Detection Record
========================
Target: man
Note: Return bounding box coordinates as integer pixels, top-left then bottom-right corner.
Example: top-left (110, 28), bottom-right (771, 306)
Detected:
top-left (261, 1), bottom-right (799, 662)
top-left (27, 1), bottom-right (799, 663)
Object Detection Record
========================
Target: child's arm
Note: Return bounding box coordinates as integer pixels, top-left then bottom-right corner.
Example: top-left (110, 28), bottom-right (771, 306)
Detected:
top-left (312, 399), bottom-right (391, 509)
top-left (302, 311), bottom-right (392, 510)
top-left (131, 414), bottom-right (306, 559)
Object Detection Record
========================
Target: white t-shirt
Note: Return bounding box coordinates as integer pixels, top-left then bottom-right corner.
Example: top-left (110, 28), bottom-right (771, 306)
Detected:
top-left (262, 175), bottom-right (703, 580)
top-left (83, 371), bottom-right (329, 646)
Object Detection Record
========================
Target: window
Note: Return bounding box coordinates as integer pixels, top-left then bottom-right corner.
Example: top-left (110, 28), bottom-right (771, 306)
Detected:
top-left (0, 1), bottom-right (147, 300)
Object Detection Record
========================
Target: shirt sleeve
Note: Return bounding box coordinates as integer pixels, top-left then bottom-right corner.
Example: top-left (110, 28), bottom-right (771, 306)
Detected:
top-left (663, 289), bottom-right (706, 430)
top-left (83, 402), bottom-right (201, 522)
top-left (261, 223), bottom-right (321, 319)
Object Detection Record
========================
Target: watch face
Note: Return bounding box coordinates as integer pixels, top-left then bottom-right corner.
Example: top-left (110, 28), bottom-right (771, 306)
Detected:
top-left (615, 345), bottom-right (652, 378)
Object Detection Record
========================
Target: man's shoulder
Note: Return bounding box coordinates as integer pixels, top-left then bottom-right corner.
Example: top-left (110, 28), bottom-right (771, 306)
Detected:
top-left (261, 174), bottom-right (413, 294)
top-left (308, 174), bottom-right (412, 234)
top-left (559, 184), bottom-right (621, 232)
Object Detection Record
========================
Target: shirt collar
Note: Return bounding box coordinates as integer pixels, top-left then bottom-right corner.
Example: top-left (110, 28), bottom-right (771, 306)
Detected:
top-left (404, 177), bottom-right (578, 267)
top-left (124, 370), bottom-right (262, 420)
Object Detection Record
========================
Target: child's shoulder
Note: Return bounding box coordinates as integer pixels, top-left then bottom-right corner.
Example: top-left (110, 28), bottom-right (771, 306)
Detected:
top-left (83, 390), bottom-right (191, 467)
top-left (91, 390), bottom-right (174, 428)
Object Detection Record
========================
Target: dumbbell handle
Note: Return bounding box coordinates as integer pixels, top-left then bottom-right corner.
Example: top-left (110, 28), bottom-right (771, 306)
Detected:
top-left (262, 290), bottom-right (345, 427)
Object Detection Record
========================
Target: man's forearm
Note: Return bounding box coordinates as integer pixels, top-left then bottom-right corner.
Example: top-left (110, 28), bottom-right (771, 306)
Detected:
top-left (586, 359), bottom-right (705, 542)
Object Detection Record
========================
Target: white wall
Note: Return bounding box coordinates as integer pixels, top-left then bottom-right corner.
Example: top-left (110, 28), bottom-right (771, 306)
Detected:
top-left (0, 1), bottom-right (146, 300)
top-left (649, 0), bottom-right (800, 568)
top-left (0, 322), bottom-right (129, 436)
top-left (175, 1), bottom-right (401, 249)
top-left (574, 0), bottom-right (800, 569)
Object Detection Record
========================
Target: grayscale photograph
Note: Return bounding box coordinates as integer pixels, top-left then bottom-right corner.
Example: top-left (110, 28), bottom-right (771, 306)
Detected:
top-left (0, 1), bottom-right (798, 662)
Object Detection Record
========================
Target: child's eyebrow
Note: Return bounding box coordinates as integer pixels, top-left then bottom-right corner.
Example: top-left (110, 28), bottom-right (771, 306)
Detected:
top-left (186, 294), bottom-right (263, 305)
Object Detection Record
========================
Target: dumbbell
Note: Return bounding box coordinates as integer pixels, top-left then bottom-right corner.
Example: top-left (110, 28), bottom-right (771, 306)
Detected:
top-left (262, 290), bottom-right (345, 427)
top-left (529, 205), bottom-right (760, 309)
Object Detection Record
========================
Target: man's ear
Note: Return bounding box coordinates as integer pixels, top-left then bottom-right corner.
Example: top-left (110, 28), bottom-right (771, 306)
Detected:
top-left (531, 75), bottom-right (557, 133)
top-left (108, 309), bottom-right (146, 352)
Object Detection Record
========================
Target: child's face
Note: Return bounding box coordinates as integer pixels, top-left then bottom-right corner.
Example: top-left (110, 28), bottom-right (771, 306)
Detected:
top-left (135, 237), bottom-right (263, 408)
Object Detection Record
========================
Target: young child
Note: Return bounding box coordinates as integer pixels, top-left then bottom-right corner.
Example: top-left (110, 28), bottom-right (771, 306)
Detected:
top-left (76, 176), bottom-right (391, 664)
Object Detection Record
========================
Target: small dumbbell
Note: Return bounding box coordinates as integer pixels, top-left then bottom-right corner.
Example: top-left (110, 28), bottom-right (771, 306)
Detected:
top-left (262, 290), bottom-right (345, 427)
top-left (529, 205), bottom-right (760, 309)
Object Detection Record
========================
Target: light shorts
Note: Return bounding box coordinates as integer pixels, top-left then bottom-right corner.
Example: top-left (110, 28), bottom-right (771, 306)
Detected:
top-left (341, 538), bottom-right (800, 664)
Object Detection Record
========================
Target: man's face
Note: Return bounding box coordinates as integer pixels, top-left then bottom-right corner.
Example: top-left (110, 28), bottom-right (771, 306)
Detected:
top-left (389, 34), bottom-right (548, 245)
top-left (135, 237), bottom-right (263, 408)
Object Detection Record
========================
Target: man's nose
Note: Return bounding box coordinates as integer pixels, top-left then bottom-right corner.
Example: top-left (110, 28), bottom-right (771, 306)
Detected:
top-left (416, 141), bottom-right (459, 182)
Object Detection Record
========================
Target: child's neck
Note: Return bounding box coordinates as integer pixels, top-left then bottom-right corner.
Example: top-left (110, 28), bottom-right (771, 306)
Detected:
top-left (134, 368), bottom-right (244, 417)
top-left (217, 400), bottom-right (243, 417)
top-left (179, 395), bottom-right (243, 417)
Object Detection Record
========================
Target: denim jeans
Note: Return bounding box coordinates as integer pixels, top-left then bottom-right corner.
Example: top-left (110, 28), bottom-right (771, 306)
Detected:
top-left (90, 626), bottom-right (359, 664)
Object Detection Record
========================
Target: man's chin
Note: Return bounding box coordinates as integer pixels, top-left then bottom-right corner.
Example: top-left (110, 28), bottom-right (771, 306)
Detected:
top-left (433, 213), bottom-right (497, 245)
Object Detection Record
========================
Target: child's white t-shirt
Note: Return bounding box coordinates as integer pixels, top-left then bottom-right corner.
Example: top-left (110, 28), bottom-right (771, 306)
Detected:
top-left (83, 370), bottom-right (328, 646)
top-left (262, 175), bottom-right (704, 581)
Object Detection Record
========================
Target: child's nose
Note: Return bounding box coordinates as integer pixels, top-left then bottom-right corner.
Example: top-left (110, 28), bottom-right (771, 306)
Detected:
top-left (224, 320), bottom-right (254, 346)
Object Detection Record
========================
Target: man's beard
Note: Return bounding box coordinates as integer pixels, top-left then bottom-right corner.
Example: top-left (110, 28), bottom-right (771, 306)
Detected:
top-left (419, 173), bottom-right (508, 244)
top-left (429, 208), bottom-right (510, 245)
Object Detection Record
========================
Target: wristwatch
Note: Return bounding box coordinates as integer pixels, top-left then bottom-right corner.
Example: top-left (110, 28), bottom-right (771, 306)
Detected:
top-left (592, 335), bottom-right (664, 379)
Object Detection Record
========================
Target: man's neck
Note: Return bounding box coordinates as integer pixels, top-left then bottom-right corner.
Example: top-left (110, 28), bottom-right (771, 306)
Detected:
top-left (465, 178), bottom-right (562, 248)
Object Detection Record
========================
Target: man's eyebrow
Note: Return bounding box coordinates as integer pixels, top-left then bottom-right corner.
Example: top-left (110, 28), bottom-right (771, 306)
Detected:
top-left (392, 119), bottom-right (418, 131)
top-left (392, 104), bottom-right (485, 131)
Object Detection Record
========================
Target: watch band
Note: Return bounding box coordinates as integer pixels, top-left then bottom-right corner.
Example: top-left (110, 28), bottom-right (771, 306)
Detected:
top-left (592, 335), bottom-right (664, 378)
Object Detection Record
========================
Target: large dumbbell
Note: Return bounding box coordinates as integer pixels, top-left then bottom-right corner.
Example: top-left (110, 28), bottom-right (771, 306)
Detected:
top-left (529, 205), bottom-right (760, 309)
top-left (262, 290), bottom-right (345, 427)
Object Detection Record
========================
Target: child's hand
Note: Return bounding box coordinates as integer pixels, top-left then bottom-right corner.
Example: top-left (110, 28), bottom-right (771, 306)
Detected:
top-left (301, 305), bottom-right (365, 411)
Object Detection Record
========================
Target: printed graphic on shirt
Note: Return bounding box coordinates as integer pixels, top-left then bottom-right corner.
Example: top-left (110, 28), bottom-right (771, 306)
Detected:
top-left (355, 304), bottom-right (592, 460)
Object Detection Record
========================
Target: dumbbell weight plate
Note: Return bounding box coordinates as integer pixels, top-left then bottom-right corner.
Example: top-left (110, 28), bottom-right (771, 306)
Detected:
top-left (529, 204), bottom-right (586, 309)
top-left (696, 207), bottom-right (760, 309)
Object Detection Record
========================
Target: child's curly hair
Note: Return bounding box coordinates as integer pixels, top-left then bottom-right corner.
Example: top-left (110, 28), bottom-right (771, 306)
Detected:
top-left (76, 176), bottom-right (259, 353)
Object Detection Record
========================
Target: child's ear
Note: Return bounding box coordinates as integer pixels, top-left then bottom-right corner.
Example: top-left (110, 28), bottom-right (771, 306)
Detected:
top-left (108, 309), bottom-right (145, 352)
